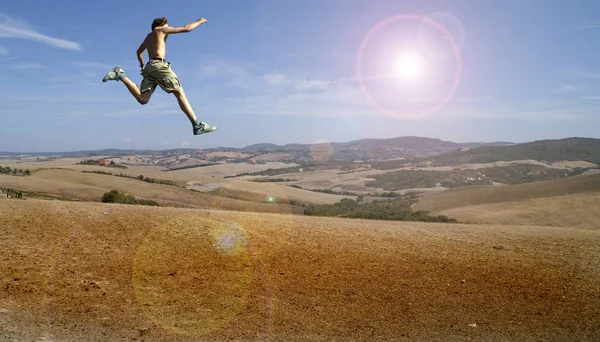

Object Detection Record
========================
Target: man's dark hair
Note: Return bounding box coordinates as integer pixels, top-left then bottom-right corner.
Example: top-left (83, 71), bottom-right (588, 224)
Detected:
top-left (152, 17), bottom-right (168, 30)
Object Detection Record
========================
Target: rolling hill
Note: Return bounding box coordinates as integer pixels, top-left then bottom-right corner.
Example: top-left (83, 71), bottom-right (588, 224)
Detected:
top-left (421, 137), bottom-right (600, 166)
top-left (415, 173), bottom-right (600, 229)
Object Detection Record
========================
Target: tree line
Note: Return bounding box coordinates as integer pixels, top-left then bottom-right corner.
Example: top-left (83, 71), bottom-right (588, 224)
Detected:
top-left (0, 166), bottom-right (31, 176)
top-left (304, 197), bottom-right (457, 223)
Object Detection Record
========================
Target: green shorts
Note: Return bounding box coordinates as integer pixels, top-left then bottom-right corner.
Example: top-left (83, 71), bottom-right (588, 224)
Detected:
top-left (140, 60), bottom-right (183, 95)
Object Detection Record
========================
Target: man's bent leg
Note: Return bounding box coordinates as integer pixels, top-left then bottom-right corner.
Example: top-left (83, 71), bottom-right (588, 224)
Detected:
top-left (103, 65), bottom-right (150, 105)
top-left (122, 76), bottom-right (150, 105)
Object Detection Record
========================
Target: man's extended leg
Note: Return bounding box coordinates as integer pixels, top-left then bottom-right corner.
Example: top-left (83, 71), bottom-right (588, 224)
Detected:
top-left (102, 66), bottom-right (150, 105)
top-left (173, 89), bottom-right (197, 124)
top-left (172, 90), bottom-right (217, 135)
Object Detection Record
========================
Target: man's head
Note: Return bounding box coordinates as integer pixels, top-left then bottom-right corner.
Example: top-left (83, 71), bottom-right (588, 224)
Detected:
top-left (152, 17), bottom-right (168, 30)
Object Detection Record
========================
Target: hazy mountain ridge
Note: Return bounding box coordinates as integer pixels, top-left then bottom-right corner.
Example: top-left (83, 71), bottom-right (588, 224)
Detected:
top-left (4, 137), bottom-right (598, 169)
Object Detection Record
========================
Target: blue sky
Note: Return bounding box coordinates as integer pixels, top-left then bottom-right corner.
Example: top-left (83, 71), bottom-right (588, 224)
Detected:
top-left (1, 0), bottom-right (600, 152)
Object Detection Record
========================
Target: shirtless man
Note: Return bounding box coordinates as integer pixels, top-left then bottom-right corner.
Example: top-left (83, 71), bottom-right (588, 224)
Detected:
top-left (102, 17), bottom-right (216, 136)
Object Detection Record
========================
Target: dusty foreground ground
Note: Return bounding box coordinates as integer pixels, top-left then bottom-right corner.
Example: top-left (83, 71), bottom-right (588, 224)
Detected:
top-left (1, 200), bottom-right (600, 342)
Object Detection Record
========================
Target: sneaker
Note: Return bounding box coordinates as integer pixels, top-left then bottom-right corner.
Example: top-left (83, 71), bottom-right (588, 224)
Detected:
top-left (102, 65), bottom-right (125, 82)
top-left (193, 121), bottom-right (217, 135)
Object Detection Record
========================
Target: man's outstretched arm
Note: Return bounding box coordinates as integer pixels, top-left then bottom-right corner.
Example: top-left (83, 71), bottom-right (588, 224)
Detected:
top-left (161, 18), bottom-right (207, 34)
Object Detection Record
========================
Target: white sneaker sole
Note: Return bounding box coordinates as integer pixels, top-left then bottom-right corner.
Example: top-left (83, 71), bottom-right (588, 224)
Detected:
top-left (194, 128), bottom-right (217, 135)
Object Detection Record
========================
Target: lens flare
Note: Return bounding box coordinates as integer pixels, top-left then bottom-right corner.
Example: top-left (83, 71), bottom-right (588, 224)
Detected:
top-left (418, 11), bottom-right (466, 60)
top-left (395, 51), bottom-right (425, 80)
top-left (356, 13), bottom-right (462, 119)
top-left (210, 222), bottom-right (248, 256)
top-left (310, 139), bottom-right (334, 163)
top-left (132, 217), bottom-right (253, 336)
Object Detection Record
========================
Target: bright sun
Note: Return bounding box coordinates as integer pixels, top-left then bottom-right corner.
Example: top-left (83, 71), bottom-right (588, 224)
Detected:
top-left (395, 52), bottom-right (424, 80)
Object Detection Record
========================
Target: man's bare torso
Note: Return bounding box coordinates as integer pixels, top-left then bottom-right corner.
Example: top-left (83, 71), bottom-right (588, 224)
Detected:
top-left (144, 30), bottom-right (168, 59)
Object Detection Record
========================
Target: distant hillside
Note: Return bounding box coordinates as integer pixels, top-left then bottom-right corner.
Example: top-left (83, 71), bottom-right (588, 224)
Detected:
top-left (0, 149), bottom-right (198, 159)
top-left (417, 137), bottom-right (600, 166)
top-left (243, 143), bottom-right (282, 151)
top-left (338, 136), bottom-right (458, 149)
top-left (5, 136), bottom-right (467, 162)
top-left (462, 141), bottom-right (515, 148)
top-left (332, 136), bottom-right (462, 161)
top-left (5, 137), bottom-right (598, 165)
top-left (245, 136), bottom-right (459, 150)
top-left (240, 136), bottom-right (465, 161)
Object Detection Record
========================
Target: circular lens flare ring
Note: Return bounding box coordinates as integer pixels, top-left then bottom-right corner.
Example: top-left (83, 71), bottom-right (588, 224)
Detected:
top-left (356, 13), bottom-right (462, 119)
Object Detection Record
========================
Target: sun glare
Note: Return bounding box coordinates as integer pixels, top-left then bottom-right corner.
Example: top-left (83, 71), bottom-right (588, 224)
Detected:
top-left (395, 52), bottom-right (424, 81)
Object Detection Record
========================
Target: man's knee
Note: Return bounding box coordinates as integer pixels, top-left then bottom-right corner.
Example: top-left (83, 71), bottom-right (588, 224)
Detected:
top-left (172, 89), bottom-right (185, 98)
top-left (138, 93), bottom-right (150, 105)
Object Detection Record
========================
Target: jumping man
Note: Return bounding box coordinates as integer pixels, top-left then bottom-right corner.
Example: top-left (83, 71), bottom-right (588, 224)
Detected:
top-left (102, 17), bottom-right (217, 136)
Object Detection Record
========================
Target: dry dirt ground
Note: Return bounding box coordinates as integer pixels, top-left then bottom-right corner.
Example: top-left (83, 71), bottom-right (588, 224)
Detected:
top-left (1, 199), bottom-right (599, 341)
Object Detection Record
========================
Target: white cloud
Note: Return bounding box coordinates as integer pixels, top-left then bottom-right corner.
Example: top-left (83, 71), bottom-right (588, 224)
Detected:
top-left (330, 48), bottom-right (355, 62)
top-left (0, 12), bottom-right (81, 51)
top-left (161, 141), bottom-right (170, 146)
top-left (568, 21), bottom-right (600, 31)
top-left (554, 84), bottom-right (584, 93)
top-left (45, 69), bottom-right (106, 86)
top-left (11, 63), bottom-right (43, 70)
top-left (199, 60), bottom-right (249, 78)
top-left (583, 96), bottom-right (600, 100)
top-left (580, 73), bottom-right (600, 79)
top-left (70, 61), bottom-right (114, 69)
top-left (281, 52), bottom-right (301, 59)
top-left (196, 60), bottom-right (260, 89)
top-left (206, 78), bottom-right (373, 117)
top-left (262, 73), bottom-right (289, 86)
top-left (124, 138), bottom-right (132, 143)
top-left (0, 56), bottom-right (16, 63)
top-left (11, 95), bottom-right (115, 102)
top-left (0, 44), bottom-right (8, 55)
top-left (434, 99), bottom-right (600, 122)
top-left (295, 78), bottom-right (330, 91)
top-left (179, 141), bottom-right (190, 147)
